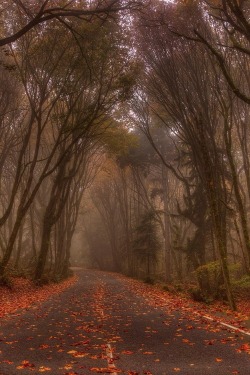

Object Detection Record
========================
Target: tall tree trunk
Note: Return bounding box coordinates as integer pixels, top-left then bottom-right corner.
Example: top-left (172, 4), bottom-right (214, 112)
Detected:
top-left (0, 212), bottom-right (24, 276)
top-left (15, 219), bottom-right (25, 269)
top-left (162, 165), bottom-right (171, 282)
top-left (34, 220), bottom-right (53, 281)
top-left (30, 207), bottom-right (37, 260)
top-left (208, 187), bottom-right (236, 310)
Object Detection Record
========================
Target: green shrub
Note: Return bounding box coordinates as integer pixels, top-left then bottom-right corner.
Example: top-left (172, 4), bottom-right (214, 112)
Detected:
top-left (232, 274), bottom-right (250, 288)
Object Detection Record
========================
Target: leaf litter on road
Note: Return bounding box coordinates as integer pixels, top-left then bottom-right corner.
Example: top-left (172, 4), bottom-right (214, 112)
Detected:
top-left (0, 270), bottom-right (249, 375)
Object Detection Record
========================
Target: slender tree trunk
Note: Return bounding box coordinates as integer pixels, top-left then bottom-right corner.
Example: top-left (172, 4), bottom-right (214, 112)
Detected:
top-left (34, 220), bottom-right (53, 280)
top-left (162, 165), bottom-right (171, 282)
top-left (171, 250), bottom-right (183, 281)
top-left (30, 207), bottom-right (37, 259)
top-left (0, 212), bottom-right (24, 276)
top-left (15, 219), bottom-right (25, 269)
top-left (209, 190), bottom-right (236, 310)
top-left (147, 254), bottom-right (150, 278)
top-left (61, 229), bottom-right (73, 277)
top-left (234, 218), bottom-right (249, 274)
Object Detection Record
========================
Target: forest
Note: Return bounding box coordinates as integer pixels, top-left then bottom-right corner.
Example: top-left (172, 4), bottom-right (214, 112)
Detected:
top-left (0, 0), bottom-right (249, 312)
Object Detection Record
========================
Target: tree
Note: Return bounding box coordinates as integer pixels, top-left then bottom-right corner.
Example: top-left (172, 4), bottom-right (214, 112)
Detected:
top-left (133, 209), bottom-right (160, 280)
top-left (136, 6), bottom-right (237, 308)
top-left (53, 147), bottom-right (101, 278)
top-left (165, 0), bottom-right (250, 104)
top-left (0, 0), bottom-right (143, 46)
top-left (0, 10), bottom-right (137, 278)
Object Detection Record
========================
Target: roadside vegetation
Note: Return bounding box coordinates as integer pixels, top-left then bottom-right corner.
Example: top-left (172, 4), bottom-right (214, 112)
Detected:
top-left (0, 1), bottom-right (249, 312)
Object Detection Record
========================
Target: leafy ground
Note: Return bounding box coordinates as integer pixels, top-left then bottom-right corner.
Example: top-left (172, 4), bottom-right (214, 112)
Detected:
top-left (0, 270), bottom-right (249, 374)
top-left (114, 275), bottom-right (250, 334)
top-left (0, 272), bottom-right (249, 333)
top-left (0, 275), bottom-right (77, 318)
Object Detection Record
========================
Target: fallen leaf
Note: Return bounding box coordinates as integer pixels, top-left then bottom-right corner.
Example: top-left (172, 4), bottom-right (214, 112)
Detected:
top-left (16, 360), bottom-right (35, 369)
top-left (39, 344), bottom-right (49, 350)
top-left (38, 366), bottom-right (51, 372)
top-left (121, 350), bottom-right (133, 355)
top-left (90, 368), bottom-right (121, 373)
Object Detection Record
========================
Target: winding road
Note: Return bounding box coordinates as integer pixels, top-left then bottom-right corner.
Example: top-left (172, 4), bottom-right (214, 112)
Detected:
top-left (0, 269), bottom-right (249, 374)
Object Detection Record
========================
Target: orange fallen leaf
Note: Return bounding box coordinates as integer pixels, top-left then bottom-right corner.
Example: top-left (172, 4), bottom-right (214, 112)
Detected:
top-left (2, 360), bottom-right (13, 364)
top-left (16, 360), bottom-right (35, 369)
top-left (215, 358), bottom-right (223, 362)
top-left (64, 365), bottom-right (73, 370)
top-left (67, 350), bottom-right (88, 358)
top-left (90, 368), bottom-right (121, 373)
top-left (38, 366), bottom-right (51, 372)
top-left (121, 350), bottom-right (133, 355)
top-left (237, 344), bottom-right (250, 353)
top-left (39, 344), bottom-right (49, 349)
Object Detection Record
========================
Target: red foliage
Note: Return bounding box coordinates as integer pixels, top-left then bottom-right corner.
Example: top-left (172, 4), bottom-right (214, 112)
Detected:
top-left (0, 276), bottom-right (76, 318)
top-left (236, 298), bottom-right (250, 317)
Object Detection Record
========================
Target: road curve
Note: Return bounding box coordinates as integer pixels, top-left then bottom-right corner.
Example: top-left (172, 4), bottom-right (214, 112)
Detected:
top-left (0, 269), bottom-right (249, 375)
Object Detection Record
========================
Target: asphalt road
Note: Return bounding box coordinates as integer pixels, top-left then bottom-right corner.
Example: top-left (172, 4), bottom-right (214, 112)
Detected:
top-left (0, 269), bottom-right (249, 375)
